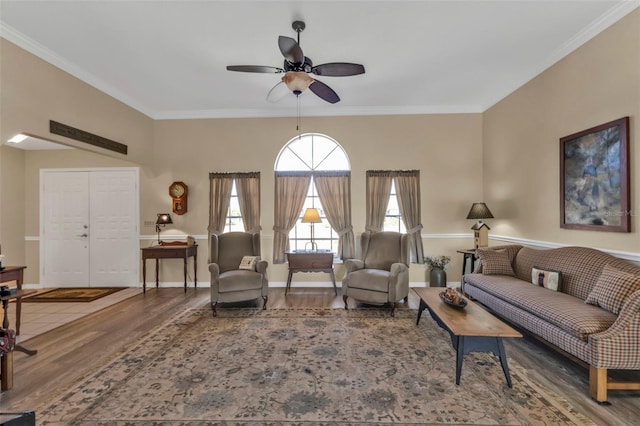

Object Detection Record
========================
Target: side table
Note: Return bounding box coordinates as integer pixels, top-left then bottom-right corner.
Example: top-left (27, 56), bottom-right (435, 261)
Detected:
top-left (141, 245), bottom-right (198, 293)
top-left (457, 249), bottom-right (476, 294)
top-left (285, 251), bottom-right (337, 295)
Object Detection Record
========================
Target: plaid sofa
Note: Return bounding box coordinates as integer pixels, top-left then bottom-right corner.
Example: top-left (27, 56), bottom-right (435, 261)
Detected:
top-left (463, 245), bottom-right (640, 403)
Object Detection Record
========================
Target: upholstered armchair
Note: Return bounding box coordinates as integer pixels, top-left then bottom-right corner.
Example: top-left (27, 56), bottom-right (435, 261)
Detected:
top-left (342, 231), bottom-right (410, 316)
top-left (209, 232), bottom-right (268, 316)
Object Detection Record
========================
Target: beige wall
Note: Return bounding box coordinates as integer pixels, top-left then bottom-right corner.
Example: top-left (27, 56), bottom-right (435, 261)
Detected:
top-left (151, 114), bottom-right (483, 284)
top-left (483, 9), bottom-right (639, 253)
top-left (1, 10), bottom-right (638, 288)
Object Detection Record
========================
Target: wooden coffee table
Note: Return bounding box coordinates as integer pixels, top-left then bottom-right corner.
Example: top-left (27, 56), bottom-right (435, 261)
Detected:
top-left (414, 287), bottom-right (522, 387)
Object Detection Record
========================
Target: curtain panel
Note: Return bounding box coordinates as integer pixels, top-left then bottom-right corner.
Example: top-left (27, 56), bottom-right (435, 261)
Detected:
top-left (235, 172), bottom-right (261, 234)
top-left (365, 170), bottom-right (393, 232)
top-left (314, 171), bottom-right (355, 260)
top-left (395, 170), bottom-right (424, 264)
top-left (272, 172), bottom-right (312, 263)
top-left (208, 172), bottom-right (260, 262)
top-left (365, 169), bottom-right (425, 263)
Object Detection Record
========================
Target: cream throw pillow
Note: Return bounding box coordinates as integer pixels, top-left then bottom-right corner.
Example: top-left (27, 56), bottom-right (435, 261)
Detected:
top-left (239, 256), bottom-right (260, 271)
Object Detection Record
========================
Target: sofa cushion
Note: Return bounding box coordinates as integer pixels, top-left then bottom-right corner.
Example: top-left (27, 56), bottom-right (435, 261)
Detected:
top-left (585, 264), bottom-right (640, 315)
top-left (477, 249), bottom-right (515, 276)
top-left (464, 274), bottom-right (616, 341)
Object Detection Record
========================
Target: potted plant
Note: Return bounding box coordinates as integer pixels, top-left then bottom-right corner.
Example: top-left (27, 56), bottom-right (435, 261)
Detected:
top-left (425, 255), bottom-right (451, 287)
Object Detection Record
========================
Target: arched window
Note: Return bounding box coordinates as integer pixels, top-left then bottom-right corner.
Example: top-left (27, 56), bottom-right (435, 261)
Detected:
top-left (275, 134), bottom-right (350, 253)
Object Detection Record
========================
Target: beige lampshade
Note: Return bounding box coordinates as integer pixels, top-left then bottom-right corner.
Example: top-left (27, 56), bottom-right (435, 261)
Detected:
top-left (301, 208), bottom-right (322, 223)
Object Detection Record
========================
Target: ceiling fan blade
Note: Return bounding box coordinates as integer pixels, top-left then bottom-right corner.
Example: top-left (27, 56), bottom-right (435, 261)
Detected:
top-left (278, 36), bottom-right (304, 64)
top-left (266, 81), bottom-right (290, 103)
top-left (308, 79), bottom-right (340, 104)
top-left (226, 65), bottom-right (284, 73)
top-left (311, 63), bottom-right (365, 77)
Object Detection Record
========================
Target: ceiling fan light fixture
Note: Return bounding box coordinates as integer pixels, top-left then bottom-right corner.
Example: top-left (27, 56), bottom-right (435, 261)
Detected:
top-left (282, 72), bottom-right (313, 95)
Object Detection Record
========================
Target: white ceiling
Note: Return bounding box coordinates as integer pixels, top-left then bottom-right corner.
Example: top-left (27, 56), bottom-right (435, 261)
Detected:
top-left (0, 1), bottom-right (638, 120)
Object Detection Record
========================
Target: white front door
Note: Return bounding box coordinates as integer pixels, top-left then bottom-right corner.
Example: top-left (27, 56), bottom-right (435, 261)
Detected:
top-left (41, 168), bottom-right (139, 287)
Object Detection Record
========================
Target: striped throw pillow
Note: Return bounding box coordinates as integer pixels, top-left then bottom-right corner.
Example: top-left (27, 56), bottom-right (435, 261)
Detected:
top-left (585, 264), bottom-right (640, 314)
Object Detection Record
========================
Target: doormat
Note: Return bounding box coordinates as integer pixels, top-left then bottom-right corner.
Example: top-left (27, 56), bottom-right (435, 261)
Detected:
top-left (23, 287), bottom-right (125, 303)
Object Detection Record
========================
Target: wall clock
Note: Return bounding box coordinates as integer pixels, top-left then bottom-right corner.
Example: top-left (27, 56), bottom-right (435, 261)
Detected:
top-left (169, 181), bottom-right (188, 215)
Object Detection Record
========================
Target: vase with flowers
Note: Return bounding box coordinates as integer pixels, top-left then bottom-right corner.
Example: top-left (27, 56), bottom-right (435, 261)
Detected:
top-left (425, 255), bottom-right (451, 287)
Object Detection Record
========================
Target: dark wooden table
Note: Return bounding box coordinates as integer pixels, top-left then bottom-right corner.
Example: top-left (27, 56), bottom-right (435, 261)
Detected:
top-left (285, 251), bottom-right (336, 295)
top-left (413, 287), bottom-right (521, 387)
top-left (0, 266), bottom-right (27, 335)
top-left (141, 245), bottom-right (197, 293)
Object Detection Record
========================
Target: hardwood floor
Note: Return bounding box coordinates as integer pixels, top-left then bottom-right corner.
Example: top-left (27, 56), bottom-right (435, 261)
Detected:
top-left (1, 287), bottom-right (639, 424)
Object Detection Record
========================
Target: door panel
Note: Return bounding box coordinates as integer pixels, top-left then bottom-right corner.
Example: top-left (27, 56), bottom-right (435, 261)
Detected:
top-left (89, 170), bottom-right (138, 286)
top-left (42, 172), bottom-right (90, 287)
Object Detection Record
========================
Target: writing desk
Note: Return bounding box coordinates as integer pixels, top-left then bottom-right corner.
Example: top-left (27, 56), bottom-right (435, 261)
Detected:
top-left (285, 251), bottom-right (337, 295)
top-left (141, 245), bottom-right (198, 293)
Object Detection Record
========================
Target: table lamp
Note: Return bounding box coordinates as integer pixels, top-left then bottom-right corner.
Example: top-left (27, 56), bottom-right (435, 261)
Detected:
top-left (466, 203), bottom-right (494, 248)
top-left (301, 207), bottom-right (322, 251)
top-left (155, 213), bottom-right (173, 244)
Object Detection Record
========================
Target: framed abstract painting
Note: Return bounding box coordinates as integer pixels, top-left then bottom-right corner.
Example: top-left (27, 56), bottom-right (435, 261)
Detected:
top-left (560, 117), bottom-right (630, 232)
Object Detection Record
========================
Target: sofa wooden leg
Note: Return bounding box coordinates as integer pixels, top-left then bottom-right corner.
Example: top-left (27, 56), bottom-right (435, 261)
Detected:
top-left (262, 296), bottom-right (268, 310)
top-left (211, 302), bottom-right (218, 317)
top-left (390, 303), bottom-right (396, 317)
top-left (343, 295), bottom-right (349, 310)
top-left (590, 366), bottom-right (608, 403)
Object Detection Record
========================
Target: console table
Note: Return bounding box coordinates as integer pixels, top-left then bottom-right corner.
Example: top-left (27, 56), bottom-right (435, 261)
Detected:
top-left (0, 266), bottom-right (27, 335)
top-left (141, 245), bottom-right (197, 293)
top-left (285, 251), bottom-right (337, 295)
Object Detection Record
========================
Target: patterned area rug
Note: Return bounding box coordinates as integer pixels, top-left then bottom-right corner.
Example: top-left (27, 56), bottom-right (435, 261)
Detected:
top-left (38, 308), bottom-right (594, 425)
top-left (22, 287), bottom-right (124, 303)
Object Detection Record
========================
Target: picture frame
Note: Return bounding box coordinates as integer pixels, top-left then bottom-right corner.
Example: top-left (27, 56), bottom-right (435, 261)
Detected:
top-left (560, 117), bottom-right (630, 232)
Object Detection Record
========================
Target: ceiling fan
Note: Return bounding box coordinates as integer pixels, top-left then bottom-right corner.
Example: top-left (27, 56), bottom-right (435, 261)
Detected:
top-left (226, 21), bottom-right (365, 104)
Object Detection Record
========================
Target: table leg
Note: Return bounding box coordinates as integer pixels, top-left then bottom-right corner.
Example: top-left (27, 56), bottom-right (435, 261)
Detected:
top-left (194, 252), bottom-right (198, 289)
top-left (285, 270), bottom-right (293, 295)
top-left (15, 277), bottom-right (23, 336)
top-left (496, 338), bottom-right (513, 388)
top-left (416, 298), bottom-right (428, 325)
top-left (142, 258), bottom-right (147, 293)
top-left (1, 350), bottom-right (13, 390)
top-left (155, 258), bottom-right (159, 289)
top-left (455, 335), bottom-right (464, 385)
top-left (183, 256), bottom-right (188, 293)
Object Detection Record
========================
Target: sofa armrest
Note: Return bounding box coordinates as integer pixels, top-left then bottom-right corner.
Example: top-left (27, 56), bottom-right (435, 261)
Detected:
top-left (209, 263), bottom-right (221, 297)
top-left (344, 259), bottom-right (364, 274)
top-left (589, 289), bottom-right (640, 370)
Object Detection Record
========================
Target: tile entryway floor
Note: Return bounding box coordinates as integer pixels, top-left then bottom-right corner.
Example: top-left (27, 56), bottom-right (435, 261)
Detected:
top-left (2, 288), bottom-right (139, 343)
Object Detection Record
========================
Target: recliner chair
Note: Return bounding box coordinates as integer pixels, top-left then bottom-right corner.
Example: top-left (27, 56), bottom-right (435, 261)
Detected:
top-left (342, 231), bottom-right (409, 316)
top-left (209, 232), bottom-right (268, 316)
